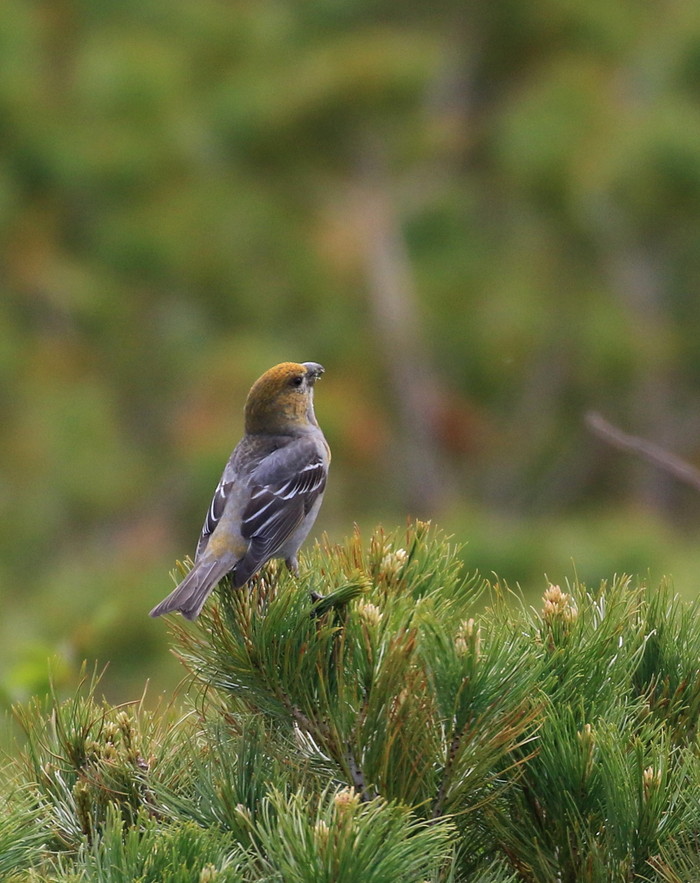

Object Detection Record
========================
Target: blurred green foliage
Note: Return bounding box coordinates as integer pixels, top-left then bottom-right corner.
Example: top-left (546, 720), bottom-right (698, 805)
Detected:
top-left (3, 0), bottom-right (700, 703)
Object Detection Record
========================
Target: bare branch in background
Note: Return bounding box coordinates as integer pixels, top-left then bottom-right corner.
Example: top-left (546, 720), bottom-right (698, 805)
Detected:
top-left (585, 411), bottom-right (700, 493)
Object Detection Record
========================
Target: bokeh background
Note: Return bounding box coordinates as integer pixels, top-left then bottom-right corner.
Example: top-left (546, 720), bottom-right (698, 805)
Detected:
top-left (4, 0), bottom-right (700, 704)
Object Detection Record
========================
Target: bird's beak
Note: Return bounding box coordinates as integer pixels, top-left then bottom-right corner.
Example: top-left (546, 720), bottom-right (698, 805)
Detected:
top-left (302, 362), bottom-right (325, 384)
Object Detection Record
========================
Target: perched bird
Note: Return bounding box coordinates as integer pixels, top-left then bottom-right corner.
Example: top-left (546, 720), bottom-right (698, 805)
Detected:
top-left (150, 361), bottom-right (330, 620)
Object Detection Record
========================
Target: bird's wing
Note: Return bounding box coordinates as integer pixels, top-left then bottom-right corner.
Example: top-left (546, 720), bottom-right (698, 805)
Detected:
top-left (236, 438), bottom-right (328, 580)
top-left (195, 460), bottom-right (238, 560)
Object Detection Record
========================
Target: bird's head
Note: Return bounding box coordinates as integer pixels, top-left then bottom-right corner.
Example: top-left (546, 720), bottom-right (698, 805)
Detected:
top-left (244, 361), bottom-right (325, 435)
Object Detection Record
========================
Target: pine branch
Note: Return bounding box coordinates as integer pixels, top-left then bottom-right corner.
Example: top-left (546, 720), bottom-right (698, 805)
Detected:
top-left (345, 746), bottom-right (373, 803)
top-left (432, 728), bottom-right (462, 819)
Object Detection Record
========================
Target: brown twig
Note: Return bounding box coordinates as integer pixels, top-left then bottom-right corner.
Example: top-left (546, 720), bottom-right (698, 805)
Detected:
top-left (585, 412), bottom-right (700, 493)
top-left (345, 746), bottom-right (373, 802)
top-left (432, 728), bottom-right (462, 819)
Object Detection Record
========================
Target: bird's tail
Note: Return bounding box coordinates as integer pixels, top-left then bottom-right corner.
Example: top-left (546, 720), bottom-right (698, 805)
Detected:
top-left (149, 557), bottom-right (233, 620)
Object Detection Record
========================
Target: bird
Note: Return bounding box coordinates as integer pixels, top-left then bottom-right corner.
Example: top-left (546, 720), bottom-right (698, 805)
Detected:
top-left (150, 361), bottom-right (330, 620)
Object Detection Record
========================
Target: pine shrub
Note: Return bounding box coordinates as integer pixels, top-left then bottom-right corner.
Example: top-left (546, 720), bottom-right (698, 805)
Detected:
top-left (4, 523), bottom-right (700, 881)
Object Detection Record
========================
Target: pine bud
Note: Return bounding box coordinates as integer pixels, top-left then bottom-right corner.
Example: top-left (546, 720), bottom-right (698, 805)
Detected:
top-left (102, 721), bottom-right (119, 743)
top-left (541, 584), bottom-right (577, 623)
top-left (455, 618), bottom-right (481, 658)
top-left (643, 766), bottom-right (661, 799)
top-left (357, 601), bottom-right (383, 627)
top-left (73, 779), bottom-right (92, 834)
top-left (85, 739), bottom-right (102, 759)
top-left (314, 819), bottom-right (330, 846)
top-left (334, 786), bottom-right (361, 813)
top-left (576, 723), bottom-right (595, 779)
top-left (380, 548), bottom-right (407, 578)
top-left (115, 710), bottom-right (131, 728)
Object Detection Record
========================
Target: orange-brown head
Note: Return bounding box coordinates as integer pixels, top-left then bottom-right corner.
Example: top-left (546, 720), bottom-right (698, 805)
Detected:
top-left (244, 361), bottom-right (325, 435)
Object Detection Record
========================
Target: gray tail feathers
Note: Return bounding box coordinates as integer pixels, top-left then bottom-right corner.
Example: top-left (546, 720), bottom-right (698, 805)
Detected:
top-left (149, 558), bottom-right (233, 620)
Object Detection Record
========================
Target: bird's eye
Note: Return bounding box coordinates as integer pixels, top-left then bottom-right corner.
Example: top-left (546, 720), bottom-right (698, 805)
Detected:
top-left (291, 375), bottom-right (303, 387)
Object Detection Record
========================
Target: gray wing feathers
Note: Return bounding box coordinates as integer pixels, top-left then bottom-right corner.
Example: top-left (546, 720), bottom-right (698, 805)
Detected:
top-left (234, 447), bottom-right (327, 584)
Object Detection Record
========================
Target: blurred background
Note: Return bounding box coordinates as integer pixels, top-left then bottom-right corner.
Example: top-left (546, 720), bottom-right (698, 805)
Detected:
top-left (3, 0), bottom-right (700, 704)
